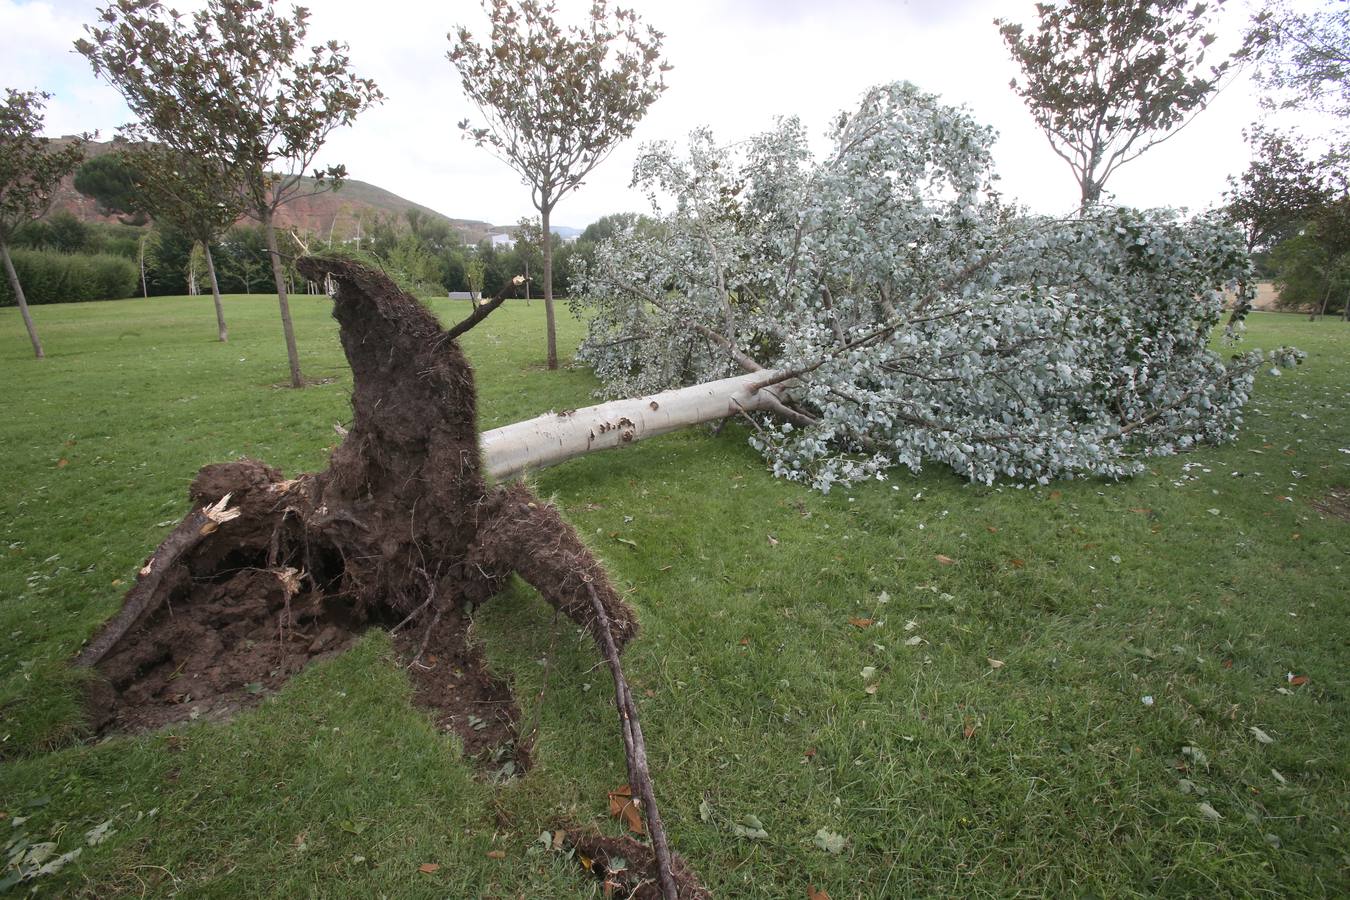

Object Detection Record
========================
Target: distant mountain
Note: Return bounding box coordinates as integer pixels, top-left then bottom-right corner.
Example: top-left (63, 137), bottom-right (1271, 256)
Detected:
top-left (44, 138), bottom-right (519, 244)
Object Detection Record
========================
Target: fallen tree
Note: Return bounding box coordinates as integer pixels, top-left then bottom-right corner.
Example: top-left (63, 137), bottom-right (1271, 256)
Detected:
top-left (568, 82), bottom-right (1303, 491)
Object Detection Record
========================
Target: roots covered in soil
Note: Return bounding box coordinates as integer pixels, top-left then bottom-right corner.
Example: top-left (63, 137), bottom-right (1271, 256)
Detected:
top-left (75, 257), bottom-right (635, 753)
top-left (566, 830), bottom-right (711, 900)
top-left (73, 257), bottom-right (701, 897)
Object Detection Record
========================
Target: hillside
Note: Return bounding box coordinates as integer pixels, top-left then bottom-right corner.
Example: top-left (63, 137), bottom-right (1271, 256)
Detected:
top-left (47, 138), bottom-right (501, 243)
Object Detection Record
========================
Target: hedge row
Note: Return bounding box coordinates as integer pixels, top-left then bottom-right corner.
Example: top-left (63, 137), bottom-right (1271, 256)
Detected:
top-left (0, 249), bottom-right (139, 307)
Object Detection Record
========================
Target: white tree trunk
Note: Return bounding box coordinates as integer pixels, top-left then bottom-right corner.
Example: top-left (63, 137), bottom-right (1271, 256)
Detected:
top-left (481, 370), bottom-right (788, 481)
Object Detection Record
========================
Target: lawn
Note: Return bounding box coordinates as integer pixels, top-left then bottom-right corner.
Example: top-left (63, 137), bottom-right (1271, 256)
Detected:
top-left (1, 294), bottom-right (1347, 897)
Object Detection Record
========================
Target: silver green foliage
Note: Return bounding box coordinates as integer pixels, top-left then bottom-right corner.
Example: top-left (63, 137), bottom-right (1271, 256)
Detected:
top-left (572, 82), bottom-right (1302, 491)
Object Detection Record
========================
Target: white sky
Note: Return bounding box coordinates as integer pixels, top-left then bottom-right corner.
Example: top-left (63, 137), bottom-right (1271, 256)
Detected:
top-left (0, 0), bottom-right (1336, 229)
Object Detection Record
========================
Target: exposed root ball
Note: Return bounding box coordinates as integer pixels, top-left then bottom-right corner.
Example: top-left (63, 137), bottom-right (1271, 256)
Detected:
top-left (76, 256), bottom-right (639, 745)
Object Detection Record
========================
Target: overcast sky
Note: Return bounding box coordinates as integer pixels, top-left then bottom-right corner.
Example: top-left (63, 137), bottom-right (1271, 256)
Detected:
top-left (0, 0), bottom-right (1334, 229)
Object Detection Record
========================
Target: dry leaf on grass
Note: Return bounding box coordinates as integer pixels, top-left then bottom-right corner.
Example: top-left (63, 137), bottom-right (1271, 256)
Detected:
top-left (987, 658), bottom-right (1005, 669)
top-left (935, 554), bottom-right (956, 565)
top-left (418, 863), bottom-right (440, 874)
top-left (808, 885), bottom-right (832, 900)
top-left (486, 850), bottom-right (506, 859)
top-left (848, 617), bottom-right (874, 629)
top-left (608, 785), bottom-right (645, 834)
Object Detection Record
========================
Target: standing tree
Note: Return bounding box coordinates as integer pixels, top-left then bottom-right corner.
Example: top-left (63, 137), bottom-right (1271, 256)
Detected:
top-left (448, 0), bottom-right (669, 369)
top-left (0, 89), bottom-right (87, 359)
top-left (1224, 126), bottom-right (1332, 253)
top-left (997, 0), bottom-right (1235, 208)
top-left (513, 215), bottom-right (544, 302)
top-left (78, 0), bottom-right (382, 387)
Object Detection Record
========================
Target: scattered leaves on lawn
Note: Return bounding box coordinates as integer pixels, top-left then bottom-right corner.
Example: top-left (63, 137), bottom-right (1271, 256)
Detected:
top-left (486, 850), bottom-right (506, 859)
top-left (1271, 769), bottom-right (1287, 785)
top-left (860, 666), bottom-right (877, 680)
top-left (848, 617), bottom-right (874, 629)
top-left (84, 820), bottom-right (114, 846)
top-left (808, 885), bottom-right (832, 900)
top-left (1197, 802), bottom-right (1223, 821)
top-left (699, 799), bottom-right (714, 823)
top-left (418, 863), bottom-right (441, 874)
top-left (904, 635), bottom-right (924, 646)
top-left (962, 718), bottom-right (977, 740)
top-left (732, 814), bottom-right (769, 840)
top-left (56, 458), bottom-right (68, 468)
top-left (1249, 726), bottom-right (1275, 745)
top-left (1008, 558), bottom-right (1025, 568)
top-left (1181, 746), bottom-right (1209, 769)
top-left (813, 828), bottom-right (847, 854)
top-left (612, 536), bottom-right (638, 549)
top-left (987, 658), bottom-right (1005, 669)
top-left (767, 534), bottom-right (779, 546)
top-left (935, 554), bottom-right (956, 565)
top-left (1287, 674), bottom-right (1309, 686)
top-left (608, 785), bottom-right (645, 835)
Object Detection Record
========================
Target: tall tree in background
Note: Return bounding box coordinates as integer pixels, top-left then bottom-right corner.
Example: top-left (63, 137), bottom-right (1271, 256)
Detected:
top-left (449, 0), bottom-right (669, 369)
top-left (997, 0), bottom-right (1234, 208)
top-left (1224, 126), bottom-right (1332, 254)
top-left (79, 0), bottom-right (382, 387)
top-left (0, 89), bottom-right (87, 359)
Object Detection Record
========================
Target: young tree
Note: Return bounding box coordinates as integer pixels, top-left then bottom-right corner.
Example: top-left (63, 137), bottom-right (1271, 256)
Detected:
top-left (130, 146), bottom-right (246, 341)
top-left (0, 89), bottom-right (87, 359)
top-left (997, 1), bottom-right (1235, 208)
top-left (1225, 126), bottom-right (1332, 253)
top-left (448, 0), bottom-right (669, 369)
top-left (513, 215), bottom-right (543, 302)
top-left (79, 0), bottom-right (383, 387)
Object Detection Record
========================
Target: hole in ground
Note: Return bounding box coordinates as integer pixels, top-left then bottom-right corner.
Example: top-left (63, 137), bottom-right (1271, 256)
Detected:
top-left (85, 569), bottom-right (528, 776)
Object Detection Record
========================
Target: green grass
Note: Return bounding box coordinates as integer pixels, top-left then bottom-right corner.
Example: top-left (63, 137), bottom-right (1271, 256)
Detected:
top-left (1, 295), bottom-right (1347, 897)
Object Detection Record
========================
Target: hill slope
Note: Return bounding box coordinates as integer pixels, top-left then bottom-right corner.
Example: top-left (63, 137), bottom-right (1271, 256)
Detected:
top-left (47, 138), bottom-right (499, 243)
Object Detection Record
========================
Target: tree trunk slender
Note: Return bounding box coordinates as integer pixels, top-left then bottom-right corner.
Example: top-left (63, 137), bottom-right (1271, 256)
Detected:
top-left (204, 243), bottom-right (227, 342)
top-left (541, 205), bottom-right (558, 369)
top-left (261, 207), bottom-right (304, 388)
top-left (2, 239), bottom-right (44, 359)
top-left (139, 233), bottom-right (148, 298)
top-left (480, 370), bottom-right (791, 481)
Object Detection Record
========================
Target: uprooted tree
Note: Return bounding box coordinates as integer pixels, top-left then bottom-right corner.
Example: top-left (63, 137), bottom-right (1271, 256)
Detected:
top-left (72, 81), bottom-right (1303, 900)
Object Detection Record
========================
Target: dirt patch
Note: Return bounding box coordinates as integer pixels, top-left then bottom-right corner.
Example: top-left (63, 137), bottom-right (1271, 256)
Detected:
top-left (1310, 486), bottom-right (1350, 521)
top-left (565, 829), bottom-right (710, 899)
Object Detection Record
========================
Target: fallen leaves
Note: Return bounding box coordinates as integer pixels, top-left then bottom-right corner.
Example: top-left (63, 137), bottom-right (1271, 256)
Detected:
top-left (812, 828), bottom-right (847, 854)
top-left (732, 814), bottom-right (769, 840)
top-left (935, 554), bottom-right (956, 565)
top-left (848, 617), bottom-right (874, 629)
top-left (1197, 802), bottom-right (1223, 821)
top-left (987, 658), bottom-right (1005, 669)
top-left (962, 718), bottom-right (977, 740)
top-left (608, 785), bottom-right (645, 835)
top-left (808, 885), bottom-right (832, 900)
top-left (1287, 674), bottom-right (1309, 686)
top-left (1249, 726), bottom-right (1275, 745)
top-left (485, 850), bottom-right (506, 860)
top-left (418, 862), bottom-right (441, 874)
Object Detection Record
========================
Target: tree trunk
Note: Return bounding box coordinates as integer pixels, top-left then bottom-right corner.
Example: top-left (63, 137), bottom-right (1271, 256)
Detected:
top-left (541, 205), bottom-right (558, 369)
top-left (481, 371), bottom-right (790, 481)
top-left (261, 207), bottom-right (304, 388)
top-left (139, 233), bottom-right (148, 298)
top-left (2, 239), bottom-right (45, 359)
top-left (204, 243), bottom-right (227, 342)
top-left (524, 257), bottom-right (530, 305)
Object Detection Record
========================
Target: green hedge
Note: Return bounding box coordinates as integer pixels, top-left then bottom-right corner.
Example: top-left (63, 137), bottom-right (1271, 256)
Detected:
top-left (0, 249), bottom-right (139, 306)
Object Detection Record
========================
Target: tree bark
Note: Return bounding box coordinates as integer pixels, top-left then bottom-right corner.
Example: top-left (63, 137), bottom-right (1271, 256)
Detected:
top-left (261, 207), bottom-right (304, 388)
top-left (138, 233), bottom-right (148, 298)
top-left (204, 242), bottom-right (227, 342)
top-left (480, 371), bottom-right (790, 481)
top-left (2, 238), bottom-right (45, 359)
top-left (541, 204), bottom-right (558, 369)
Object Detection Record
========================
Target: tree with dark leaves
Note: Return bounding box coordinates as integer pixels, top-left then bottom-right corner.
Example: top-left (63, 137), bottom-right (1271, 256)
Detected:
top-left (449, 0), bottom-right (669, 369)
top-left (998, 0), bottom-right (1236, 208)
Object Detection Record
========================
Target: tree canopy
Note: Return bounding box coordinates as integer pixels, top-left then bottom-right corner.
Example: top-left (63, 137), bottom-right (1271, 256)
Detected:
top-left (573, 82), bottom-right (1301, 490)
top-left (78, 0), bottom-right (383, 384)
top-left (997, 0), bottom-right (1234, 208)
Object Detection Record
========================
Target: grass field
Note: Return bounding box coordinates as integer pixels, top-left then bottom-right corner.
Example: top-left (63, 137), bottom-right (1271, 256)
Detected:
top-left (1, 294), bottom-right (1347, 897)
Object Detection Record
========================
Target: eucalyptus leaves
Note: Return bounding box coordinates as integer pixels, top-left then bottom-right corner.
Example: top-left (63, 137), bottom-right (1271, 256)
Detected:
top-left (572, 82), bottom-right (1301, 490)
